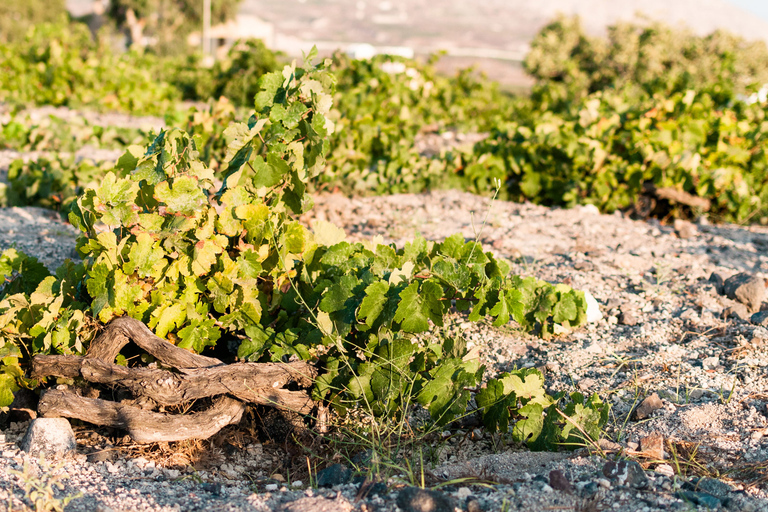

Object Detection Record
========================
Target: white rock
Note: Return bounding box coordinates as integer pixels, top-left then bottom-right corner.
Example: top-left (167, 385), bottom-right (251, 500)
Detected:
top-left (580, 204), bottom-right (600, 215)
top-left (584, 291), bottom-right (603, 323)
top-left (19, 418), bottom-right (76, 455)
top-left (456, 487), bottom-right (472, 499)
top-left (654, 464), bottom-right (675, 478)
top-left (291, 480), bottom-right (303, 488)
top-left (585, 343), bottom-right (603, 354)
top-left (265, 484), bottom-right (278, 491)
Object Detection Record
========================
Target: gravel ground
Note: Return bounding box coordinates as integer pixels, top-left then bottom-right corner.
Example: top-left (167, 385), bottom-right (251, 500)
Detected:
top-left (3, 104), bottom-right (768, 510)
top-left (2, 188), bottom-right (768, 511)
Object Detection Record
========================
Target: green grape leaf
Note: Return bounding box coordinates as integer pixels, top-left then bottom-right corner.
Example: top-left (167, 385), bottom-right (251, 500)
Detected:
top-left (552, 292), bottom-right (578, 325)
top-left (191, 238), bottom-right (224, 276)
top-left (393, 280), bottom-right (445, 333)
top-left (489, 287), bottom-right (524, 327)
top-left (357, 281), bottom-right (389, 327)
top-left (313, 220), bottom-right (346, 247)
top-left (499, 368), bottom-right (551, 407)
top-left (124, 233), bottom-right (165, 278)
top-left (154, 176), bottom-right (207, 215)
top-left (512, 402), bottom-right (545, 444)
top-left (177, 318), bottom-right (221, 353)
top-left (476, 378), bottom-right (515, 433)
top-left (0, 373), bottom-right (19, 408)
top-left (150, 302), bottom-right (186, 338)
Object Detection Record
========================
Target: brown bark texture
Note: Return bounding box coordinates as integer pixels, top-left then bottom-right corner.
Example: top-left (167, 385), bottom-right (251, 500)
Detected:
top-left (32, 316), bottom-right (318, 443)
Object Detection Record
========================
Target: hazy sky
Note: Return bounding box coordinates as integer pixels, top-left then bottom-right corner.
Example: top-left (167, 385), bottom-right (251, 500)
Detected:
top-left (730, 0), bottom-right (768, 21)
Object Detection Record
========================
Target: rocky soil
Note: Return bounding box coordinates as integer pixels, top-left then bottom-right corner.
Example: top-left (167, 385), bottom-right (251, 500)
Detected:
top-left (2, 108), bottom-right (768, 511)
top-left (2, 188), bottom-right (768, 511)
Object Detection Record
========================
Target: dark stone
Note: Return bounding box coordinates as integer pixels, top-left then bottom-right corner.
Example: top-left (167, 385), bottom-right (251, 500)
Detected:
top-left (619, 304), bottom-right (640, 326)
top-left (687, 477), bottom-right (733, 499)
top-left (317, 463), bottom-right (352, 488)
top-left (751, 311), bottom-right (768, 326)
top-left (602, 460), bottom-right (649, 489)
top-left (709, 273), bottom-right (725, 295)
top-left (723, 273), bottom-right (765, 312)
top-left (367, 482), bottom-right (388, 497)
top-left (580, 481), bottom-right (600, 497)
top-left (633, 393), bottom-right (663, 420)
top-left (202, 482), bottom-right (222, 495)
top-left (354, 479), bottom-right (388, 498)
top-left (396, 487), bottom-right (454, 512)
top-left (676, 490), bottom-right (722, 509)
top-left (549, 469), bottom-right (573, 493)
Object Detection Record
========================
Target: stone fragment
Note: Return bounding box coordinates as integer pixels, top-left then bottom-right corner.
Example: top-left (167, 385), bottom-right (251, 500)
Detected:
top-left (602, 460), bottom-right (649, 489)
top-left (316, 463), bottom-right (352, 488)
top-left (455, 487), bottom-right (471, 499)
top-left (280, 496), bottom-right (353, 512)
top-left (687, 477), bottom-right (733, 499)
top-left (19, 417), bottom-right (76, 455)
top-left (597, 438), bottom-right (621, 452)
top-left (396, 487), bottom-right (454, 512)
top-left (708, 272), bottom-right (724, 295)
top-left (723, 302), bottom-right (749, 321)
top-left (202, 482), bottom-right (222, 495)
top-left (633, 393), bottom-right (663, 420)
top-left (573, 261), bottom-right (594, 271)
top-left (751, 311), bottom-right (768, 326)
top-left (548, 469), bottom-right (573, 493)
top-left (654, 464), bottom-right (675, 478)
top-left (88, 450), bottom-right (116, 463)
top-left (723, 273), bottom-right (765, 312)
top-left (466, 499), bottom-right (482, 512)
top-left (676, 490), bottom-right (722, 509)
top-left (619, 304), bottom-right (640, 326)
top-left (674, 219), bottom-right (698, 239)
top-left (639, 433), bottom-right (665, 460)
top-left (363, 481), bottom-right (388, 497)
top-left (584, 342), bottom-right (603, 354)
top-left (584, 291), bottom-right (603, 323)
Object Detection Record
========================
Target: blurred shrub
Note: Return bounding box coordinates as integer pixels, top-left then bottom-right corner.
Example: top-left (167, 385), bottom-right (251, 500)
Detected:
top-left (319, 53), bottom-right (517, 194)
top-left (0, 0), bottom-right (68, 43)
top-left (167, 39), bottom-right (282, 105)
top-left (525, 15), bottom-right (768, 110)
top-left (0, 21), bottom-right (179, 115)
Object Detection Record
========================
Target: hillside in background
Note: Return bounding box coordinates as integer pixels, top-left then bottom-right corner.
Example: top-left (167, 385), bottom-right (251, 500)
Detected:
top-left (240, 0), bottom-right (768, 50)
top-left (63, 0), bottom-right (768, 84)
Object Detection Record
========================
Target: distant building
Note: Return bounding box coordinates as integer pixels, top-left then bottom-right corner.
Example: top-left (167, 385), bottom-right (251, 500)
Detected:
top-left (346, 43), bottom-right (414, 60)
top-left (188, 14), bottom-right (274, 59)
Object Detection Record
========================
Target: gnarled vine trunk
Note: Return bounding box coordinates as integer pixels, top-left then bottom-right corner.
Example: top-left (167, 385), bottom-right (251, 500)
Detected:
top-left (32, 316), bottom-right (318, 443)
